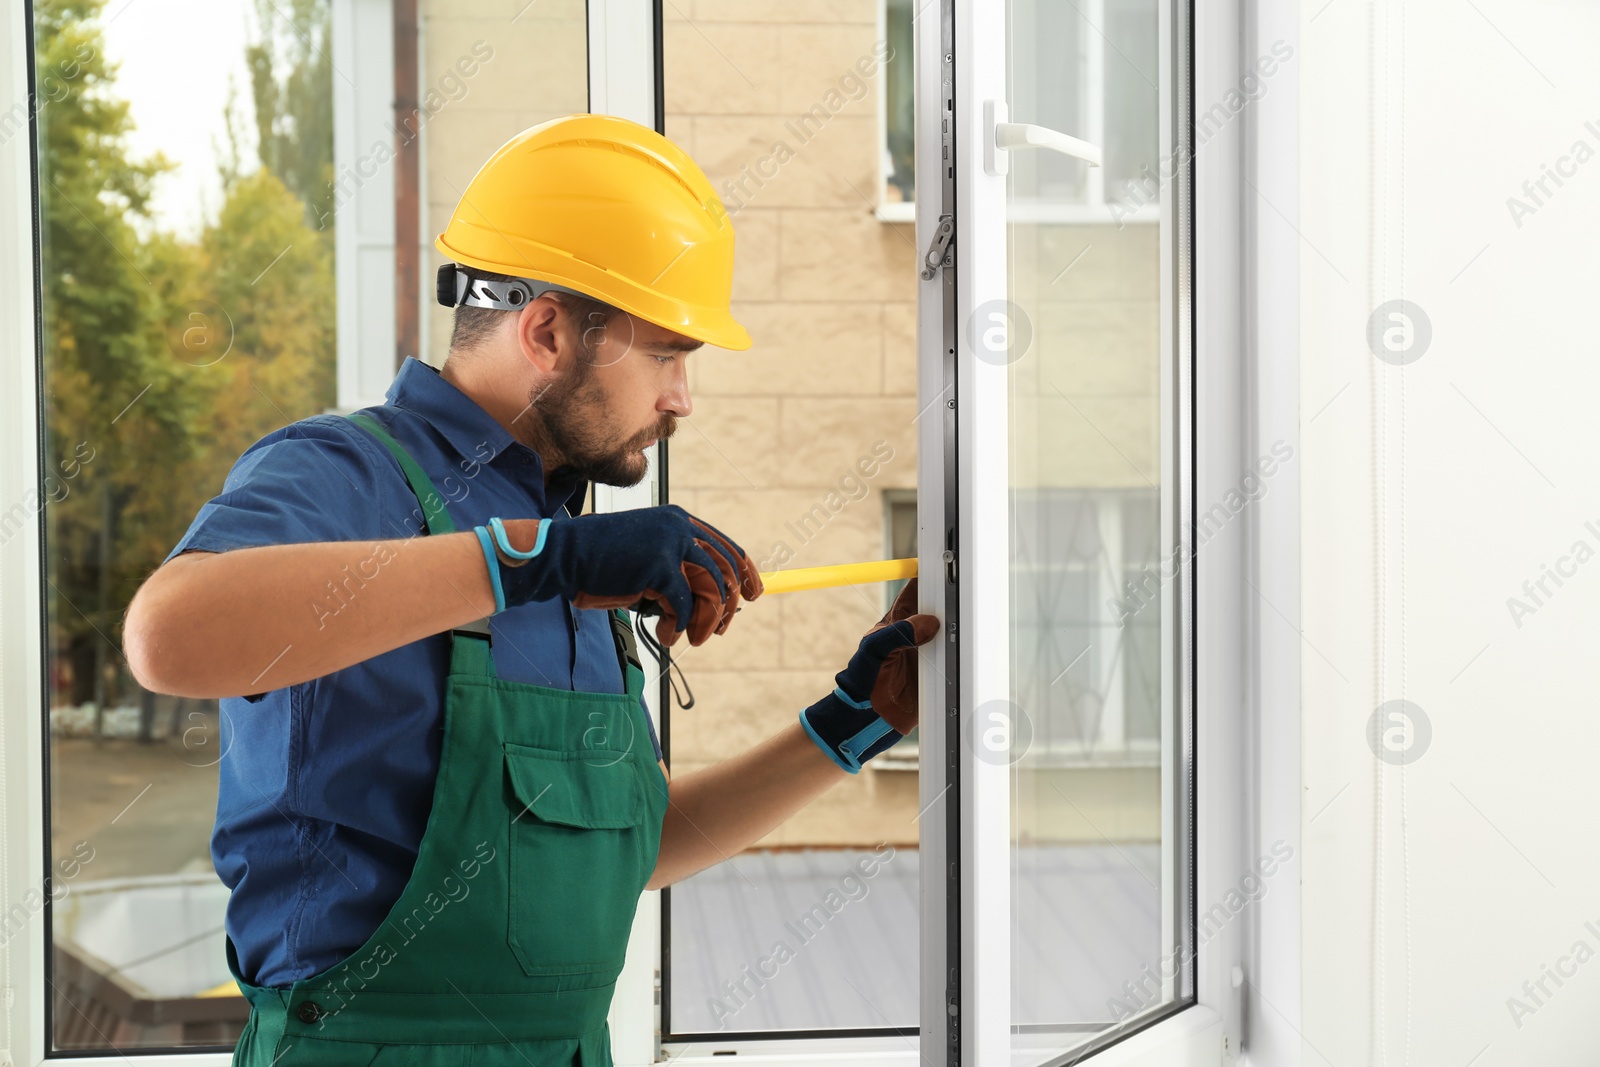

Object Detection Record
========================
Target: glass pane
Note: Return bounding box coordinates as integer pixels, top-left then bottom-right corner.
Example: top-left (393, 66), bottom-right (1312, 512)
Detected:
top-left (1003, 0), bottom-right (1181, 1057)
top-left (1103, 0), bottom-right (1160, 195)
top-left (37, 0), bottom-right (589, 1051)
top-left (1008, 1), bottom-right (1087, 204)
top-left (40, 1), bottom-right (339, 1049)
top-left (881, 491), bottom-right (919, 762)
top-left (884, 490), bottom-right (918, 608)
top-left (661, 5), bottom-right (920, 1036)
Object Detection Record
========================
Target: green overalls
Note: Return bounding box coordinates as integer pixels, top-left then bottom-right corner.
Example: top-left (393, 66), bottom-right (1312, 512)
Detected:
top-left (226, 413), bottom-right (670, 1066)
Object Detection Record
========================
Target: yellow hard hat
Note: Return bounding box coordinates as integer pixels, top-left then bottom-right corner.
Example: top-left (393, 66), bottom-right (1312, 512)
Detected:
top-left (435, 114), bottom-right (751, 351)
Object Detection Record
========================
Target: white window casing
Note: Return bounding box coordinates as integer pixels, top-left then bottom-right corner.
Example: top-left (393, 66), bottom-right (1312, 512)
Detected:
top-left (584, 2), bottom-right (665, 1064)
top-left (1, 0), bottom-right (51, 1062)
top-left (331, 0), bottom-right (398, 413)
top-left (1240, 0), bottom-right (1301, 1060)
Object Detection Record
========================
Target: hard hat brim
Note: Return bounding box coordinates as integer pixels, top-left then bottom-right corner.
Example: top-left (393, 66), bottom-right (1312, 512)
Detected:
top-left (435, 241), bottom-right (753, 353)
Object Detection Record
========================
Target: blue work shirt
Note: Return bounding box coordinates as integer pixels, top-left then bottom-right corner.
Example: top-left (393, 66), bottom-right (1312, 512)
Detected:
top-left (164, 355), bottom-right (662, 988)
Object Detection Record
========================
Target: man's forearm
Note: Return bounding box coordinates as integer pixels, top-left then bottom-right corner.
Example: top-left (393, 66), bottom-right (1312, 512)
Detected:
top-left (124, 523), bottom-right (538, 698)
top-left (646, 721), bottom-right (852, 890)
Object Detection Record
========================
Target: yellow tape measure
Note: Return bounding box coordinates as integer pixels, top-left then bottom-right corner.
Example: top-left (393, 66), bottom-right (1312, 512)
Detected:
top-left (756, 557), bottom-right (917, 596)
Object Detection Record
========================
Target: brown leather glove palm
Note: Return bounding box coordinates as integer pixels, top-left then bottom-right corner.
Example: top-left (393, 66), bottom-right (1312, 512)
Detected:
top-left (797, 577), bottom-right (939, 773)
top-left (865, 577), bottom-right (940, 733)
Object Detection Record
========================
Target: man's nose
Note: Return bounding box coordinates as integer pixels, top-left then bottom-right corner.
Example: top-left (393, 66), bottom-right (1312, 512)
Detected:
top-left (661, 365), bottom-right (692, 418)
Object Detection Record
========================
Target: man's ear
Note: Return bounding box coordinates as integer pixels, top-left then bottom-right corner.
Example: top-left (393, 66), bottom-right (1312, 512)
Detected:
top-left (514, 296), bottom-right (570, 376)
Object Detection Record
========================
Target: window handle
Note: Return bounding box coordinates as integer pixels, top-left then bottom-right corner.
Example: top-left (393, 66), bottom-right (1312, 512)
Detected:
top-left (996, 123), bottom-right (1103, 165)
top-left (984, 99), bottom-right (1103, 176)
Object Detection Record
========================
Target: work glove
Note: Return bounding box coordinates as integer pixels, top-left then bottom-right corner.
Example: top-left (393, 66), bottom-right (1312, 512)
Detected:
top-left (471, 504), bottom-right (763, 647)
top-left (799, 578), bottom-right (940, 772)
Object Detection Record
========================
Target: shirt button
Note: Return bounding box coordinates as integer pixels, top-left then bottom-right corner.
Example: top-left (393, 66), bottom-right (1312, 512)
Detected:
top-left (296, 1001), bottom-right (323, 1024)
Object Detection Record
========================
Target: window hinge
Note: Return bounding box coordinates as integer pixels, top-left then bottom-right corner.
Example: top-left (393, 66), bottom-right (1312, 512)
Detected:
top-left (1230, 964), bottom-right (1247, 1062)
top-left (921, 214), bottom-right (954, 279)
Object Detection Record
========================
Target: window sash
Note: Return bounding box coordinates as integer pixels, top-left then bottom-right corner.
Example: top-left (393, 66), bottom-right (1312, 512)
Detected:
top-left (928, 0), bottom-right (1222, 1061)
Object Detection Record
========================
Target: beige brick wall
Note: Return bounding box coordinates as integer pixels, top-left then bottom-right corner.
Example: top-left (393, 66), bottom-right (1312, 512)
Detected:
top-left (419, 0), bottom-right (588, 364)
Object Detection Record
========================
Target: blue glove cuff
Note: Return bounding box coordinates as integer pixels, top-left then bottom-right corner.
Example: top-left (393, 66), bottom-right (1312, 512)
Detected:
top-left (473, 525), bottom-right (507, 614)
top-left (799, 690), bottom-right (902, 773)
top-left (474, 518), bottom-right (555, 615)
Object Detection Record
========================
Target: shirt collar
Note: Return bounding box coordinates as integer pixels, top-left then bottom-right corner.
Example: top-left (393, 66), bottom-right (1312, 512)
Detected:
top-left (386, 356), bottom-right (590, 516)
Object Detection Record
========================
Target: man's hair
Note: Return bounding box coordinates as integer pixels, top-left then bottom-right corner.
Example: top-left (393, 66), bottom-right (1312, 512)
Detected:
top-left (448, 268), bottom-right (623, 358)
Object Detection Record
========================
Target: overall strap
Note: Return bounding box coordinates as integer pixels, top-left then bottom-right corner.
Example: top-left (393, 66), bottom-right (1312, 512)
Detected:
top-left (609, 610), bottom-right (641, 674)
top-left (611, 609), bottom-right (647, 703)
top-left (347, 412), bottom-right (490, 662)
top-left (346, 410), bottom-right (639, 689)
top-left (346, 412), bottom-right (456, 535)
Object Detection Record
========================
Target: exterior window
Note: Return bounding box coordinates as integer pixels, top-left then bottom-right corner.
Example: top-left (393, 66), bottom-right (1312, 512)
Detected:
top-left (1013, 490), bottom-right (1162, 762)
top-left (38, 1), bottom-right (339, 1049)
top-left (881, 0), bottom-right (915, 210)
top-left (883, 488), bottom-right (917, 609)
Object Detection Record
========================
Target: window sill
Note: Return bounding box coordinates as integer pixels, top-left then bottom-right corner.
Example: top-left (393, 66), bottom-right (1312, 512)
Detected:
top-left (662, 1033), bottom-right (920, 1065)
top-left (875, 745), bottom-right (1163, 771)
top-left (875, 200), bottom-right (1162, 225)
top-left (660, 1005), bottom-right (1220, 1066)
top-left (875, 201), bottom-right (915, 223)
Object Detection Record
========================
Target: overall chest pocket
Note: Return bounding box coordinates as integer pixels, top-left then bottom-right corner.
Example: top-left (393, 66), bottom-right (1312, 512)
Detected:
top-left (504, 742), bottom-right (652, 977)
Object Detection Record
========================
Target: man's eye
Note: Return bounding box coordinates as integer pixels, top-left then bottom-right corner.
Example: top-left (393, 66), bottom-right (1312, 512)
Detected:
top-left (654, 354), bottom-right (676, 365)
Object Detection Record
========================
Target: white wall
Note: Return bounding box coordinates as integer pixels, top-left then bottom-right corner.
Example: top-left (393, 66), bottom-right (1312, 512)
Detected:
top-left (1299, 1), bottom-right (1600, 1063)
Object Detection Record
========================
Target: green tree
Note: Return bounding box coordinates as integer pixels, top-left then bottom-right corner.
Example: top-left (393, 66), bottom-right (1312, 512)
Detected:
top-left (196, 0), bottom-right (339, 497)
top-left (242, 0), bottom-right (335, 230)
top-left (196, 170), bottom-right (337, 469)
top-left (35, 0), bottom-right (197, 710)
top-left (37, 0), bottom-right (337, 715)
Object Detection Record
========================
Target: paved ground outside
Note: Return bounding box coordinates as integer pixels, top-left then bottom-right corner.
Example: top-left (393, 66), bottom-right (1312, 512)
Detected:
top-left (50, 731), bottom-right (221, 882)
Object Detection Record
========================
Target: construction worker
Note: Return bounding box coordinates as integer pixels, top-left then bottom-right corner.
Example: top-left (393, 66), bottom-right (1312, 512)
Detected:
top-left (123, 114), bottom-right (939, 1066)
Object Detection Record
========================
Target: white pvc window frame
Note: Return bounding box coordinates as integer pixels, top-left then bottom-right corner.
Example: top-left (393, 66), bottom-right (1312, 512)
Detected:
top-left (331, 0), bottom-right (398, 413)
top-left (0, 0), bottom-right (52, 1062)
top-left (1239, 0), bottom-right (1303, 1058)
top-left (583, 2), bottom-right (668, 1064)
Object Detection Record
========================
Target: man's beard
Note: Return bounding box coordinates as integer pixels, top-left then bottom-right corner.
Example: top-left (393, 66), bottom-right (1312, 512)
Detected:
top-left (512, 358), bottom-right (675, 488)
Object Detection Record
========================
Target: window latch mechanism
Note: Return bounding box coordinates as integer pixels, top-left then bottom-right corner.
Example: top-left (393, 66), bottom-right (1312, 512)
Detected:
top-left (922, 214), bottom-right (955, 280)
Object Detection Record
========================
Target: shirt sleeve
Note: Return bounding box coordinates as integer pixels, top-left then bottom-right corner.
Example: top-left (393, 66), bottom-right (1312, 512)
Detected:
top-left (164, 414), bottom-right (397, 565)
